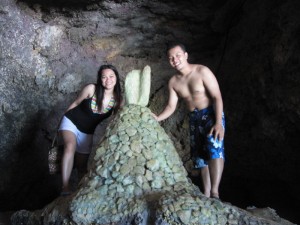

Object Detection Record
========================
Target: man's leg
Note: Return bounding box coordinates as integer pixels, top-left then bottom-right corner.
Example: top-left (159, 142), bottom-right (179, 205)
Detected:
top-left (208, 158), bottom-right (224, 198)
top-left (200, 165), bottom-right (211, 197)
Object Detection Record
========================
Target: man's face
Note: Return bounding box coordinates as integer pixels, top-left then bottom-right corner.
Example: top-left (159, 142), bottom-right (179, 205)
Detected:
top-left (167, 46), bottom-right (188, 70)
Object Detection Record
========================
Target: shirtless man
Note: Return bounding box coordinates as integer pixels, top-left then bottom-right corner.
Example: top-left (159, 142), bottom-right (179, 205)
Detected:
top-left (153, 43), bottom-right (225, 199)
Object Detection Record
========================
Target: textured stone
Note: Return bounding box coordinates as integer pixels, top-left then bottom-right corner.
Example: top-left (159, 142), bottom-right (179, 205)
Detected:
top-left (146, 159), bottom-right (160, 172)
top-left (177, 209), bottom-right (191, 224)
top-left (124, 66), bottom-right (151, 106)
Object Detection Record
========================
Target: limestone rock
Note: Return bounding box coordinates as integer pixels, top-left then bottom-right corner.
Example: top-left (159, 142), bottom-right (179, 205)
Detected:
top-left (11, 67), bottom-right (296, 225)
top-left (125, 65), bottom-right (151, 106)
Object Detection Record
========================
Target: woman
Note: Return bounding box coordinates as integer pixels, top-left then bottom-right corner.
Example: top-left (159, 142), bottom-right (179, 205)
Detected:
top-left (59, 64), bottom-right (122, 195)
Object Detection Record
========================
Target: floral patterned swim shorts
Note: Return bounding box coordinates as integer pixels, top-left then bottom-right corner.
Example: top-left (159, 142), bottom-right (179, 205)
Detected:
top-left (189, 106), bottom-right (225, 168)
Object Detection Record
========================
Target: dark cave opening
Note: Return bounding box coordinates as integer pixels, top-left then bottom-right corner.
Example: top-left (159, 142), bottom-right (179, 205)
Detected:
top-left (189, 173), bottom-right (300, 224)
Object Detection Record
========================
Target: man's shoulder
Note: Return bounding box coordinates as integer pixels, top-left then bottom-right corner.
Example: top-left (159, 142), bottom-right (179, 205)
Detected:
top-left (193, 65), bottom-right (215, 79)
top-left (167, 74), bottom-right (182, 91)
top-left (168, 75), bottom-right (177, 85)
top-left (194, 64), bottom-right (209, 73)
top-left (169, 73), bottom-right (182, 83)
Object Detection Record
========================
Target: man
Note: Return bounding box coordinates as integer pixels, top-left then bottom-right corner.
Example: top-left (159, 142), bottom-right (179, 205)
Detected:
top-left (153, 43), bottom-right (225, 199)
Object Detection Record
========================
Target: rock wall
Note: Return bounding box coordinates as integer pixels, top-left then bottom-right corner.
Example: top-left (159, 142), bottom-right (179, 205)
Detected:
top-left (0, 0), bottom-right (299, 223)
top-left (216, 0), bottom-right (300, 214)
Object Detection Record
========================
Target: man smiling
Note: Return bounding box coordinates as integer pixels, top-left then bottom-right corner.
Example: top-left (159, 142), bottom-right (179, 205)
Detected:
top-left (153, 43), bottom-right (226, 199)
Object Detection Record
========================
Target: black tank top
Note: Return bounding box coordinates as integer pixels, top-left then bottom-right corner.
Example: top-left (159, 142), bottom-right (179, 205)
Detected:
top-left (65, 97), bottom-right (113, 134)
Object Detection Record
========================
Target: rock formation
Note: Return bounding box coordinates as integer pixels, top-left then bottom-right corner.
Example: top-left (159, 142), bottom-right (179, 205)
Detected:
top-left (1, 2), bottom-right (299, 222)
top-left (11, 66), bottom-right (295, 225)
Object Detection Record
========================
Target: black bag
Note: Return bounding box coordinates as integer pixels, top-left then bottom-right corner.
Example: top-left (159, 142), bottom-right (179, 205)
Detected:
top-left (48, 132), bottom-right (64, 175)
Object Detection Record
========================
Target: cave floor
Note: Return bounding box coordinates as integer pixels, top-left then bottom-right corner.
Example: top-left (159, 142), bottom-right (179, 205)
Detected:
top-left (190, 174), bottom-right (300, 225)
top-left (1, 176), bottom-right (299, 225)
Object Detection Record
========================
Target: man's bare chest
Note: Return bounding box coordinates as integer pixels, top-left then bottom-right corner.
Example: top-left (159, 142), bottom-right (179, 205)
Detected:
top-left (173, 79), bottom-right (205, 98)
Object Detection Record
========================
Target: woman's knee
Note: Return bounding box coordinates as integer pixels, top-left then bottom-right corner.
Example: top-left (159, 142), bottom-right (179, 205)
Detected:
top-left (63, 145), bottom-right (76, 156)
top-left (61, 134), bottom-right (77, 154)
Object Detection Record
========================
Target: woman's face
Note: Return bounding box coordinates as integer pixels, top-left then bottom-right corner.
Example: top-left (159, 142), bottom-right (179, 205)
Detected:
top-left (101, 69), bottom-right (117, 90)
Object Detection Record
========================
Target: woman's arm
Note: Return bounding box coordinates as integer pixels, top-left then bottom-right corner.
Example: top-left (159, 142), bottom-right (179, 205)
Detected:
top-left (65, 84), bottom-right (96, 112)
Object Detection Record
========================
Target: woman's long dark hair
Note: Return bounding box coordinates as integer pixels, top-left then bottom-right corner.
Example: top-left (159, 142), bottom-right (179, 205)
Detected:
top-left (95, 64), bottom-right (122, 114)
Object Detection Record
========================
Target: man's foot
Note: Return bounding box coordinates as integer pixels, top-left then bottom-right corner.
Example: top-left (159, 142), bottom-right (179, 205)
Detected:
top-left (211, 192), bottom-right (220, 199)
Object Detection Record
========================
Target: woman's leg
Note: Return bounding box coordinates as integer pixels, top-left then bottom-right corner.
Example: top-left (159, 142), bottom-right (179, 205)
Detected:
top-left (61, 130), bottom-right (77, 193)
top-left (74, 153), bottom-right (90, 181)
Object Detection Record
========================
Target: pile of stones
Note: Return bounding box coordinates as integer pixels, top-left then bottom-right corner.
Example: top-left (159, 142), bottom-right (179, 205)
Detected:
top-left (69, 104), bottom-right (240, 224)
top-left (11, 66), bottom-right (294, 225)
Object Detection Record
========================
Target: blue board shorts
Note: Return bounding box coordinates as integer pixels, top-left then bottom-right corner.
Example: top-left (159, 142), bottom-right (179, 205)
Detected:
top-left (189, 106), bottom-right (225, 168)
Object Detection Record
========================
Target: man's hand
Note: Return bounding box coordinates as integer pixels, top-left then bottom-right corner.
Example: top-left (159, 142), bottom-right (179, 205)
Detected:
top-left (151, 113), bottom-right (159, 121)
top-left (209, 123), bottom-right (224, 141)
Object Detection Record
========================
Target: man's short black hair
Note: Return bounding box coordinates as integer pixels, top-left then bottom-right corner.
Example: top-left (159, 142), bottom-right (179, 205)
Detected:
top-left (166, 42), bottom-right (187, 55)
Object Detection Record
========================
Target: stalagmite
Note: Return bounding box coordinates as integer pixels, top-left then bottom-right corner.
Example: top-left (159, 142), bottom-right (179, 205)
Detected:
top-left (11, 66), bottom-right (294, 225)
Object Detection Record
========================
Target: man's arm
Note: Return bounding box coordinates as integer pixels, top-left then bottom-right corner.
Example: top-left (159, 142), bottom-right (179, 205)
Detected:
top-left (153, 80), bottom-right (179, 122)
top-left (201, 67), bottom-right (224, 140)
